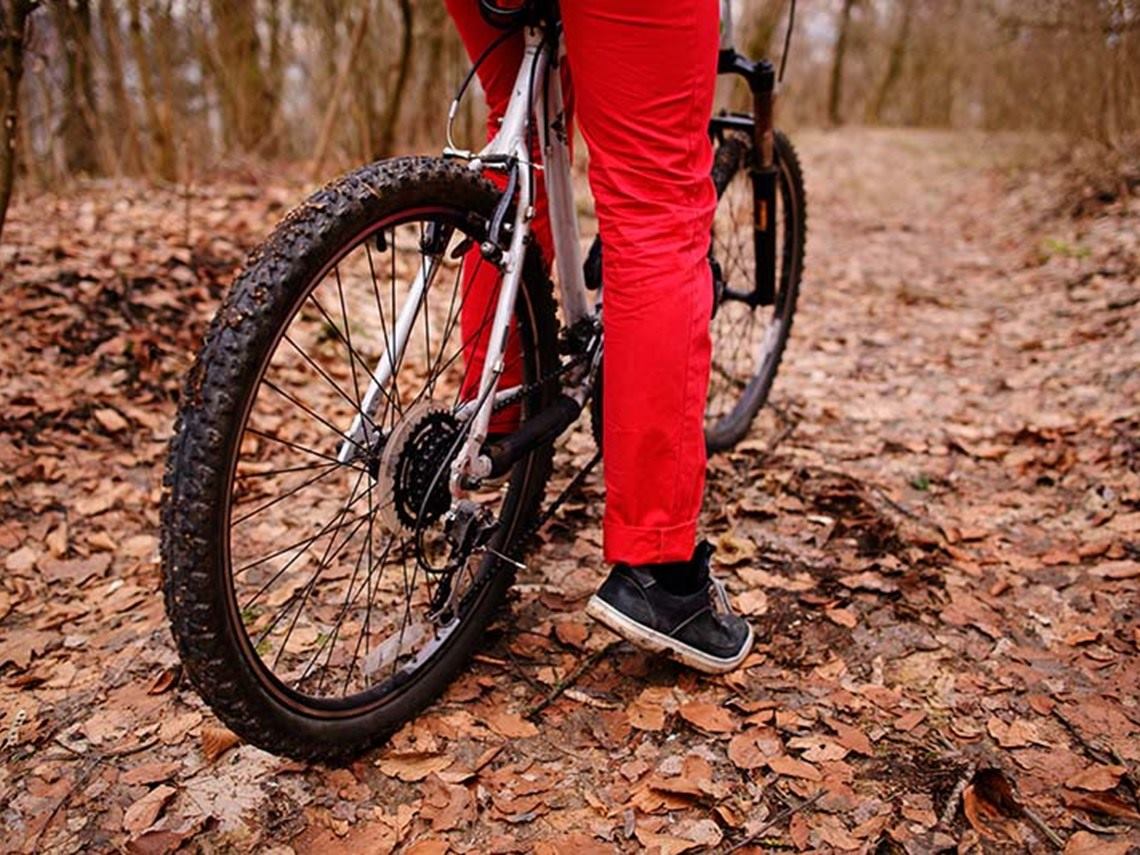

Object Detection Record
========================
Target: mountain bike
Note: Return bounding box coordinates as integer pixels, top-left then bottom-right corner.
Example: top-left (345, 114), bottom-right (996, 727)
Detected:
top-left (161, 0), bottom-right (805, 760)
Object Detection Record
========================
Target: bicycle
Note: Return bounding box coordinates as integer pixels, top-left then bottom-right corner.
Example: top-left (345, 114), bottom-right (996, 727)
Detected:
top-left (160, 0), bottom-right (805, 761)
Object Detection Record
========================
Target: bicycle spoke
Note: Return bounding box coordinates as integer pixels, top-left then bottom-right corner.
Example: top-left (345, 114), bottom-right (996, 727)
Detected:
top-left (236, 460), bottom-right (340, 482)
top-left (282, 333), bottom-right (378, 435)
top-left (231, 460), bottom-right (349, 527)
top-left (261, 470), bottom-right (371, 662)
top-left (262, 378), bottom-right (366, 454)
top-left (245, 426), bottom-right (367, 471)
top-left (307, 292), bottom-right (402, 420)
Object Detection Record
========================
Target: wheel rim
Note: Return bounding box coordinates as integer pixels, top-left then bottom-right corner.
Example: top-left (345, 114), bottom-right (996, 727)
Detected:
top-left (219, 207), bottom-right (541, 714)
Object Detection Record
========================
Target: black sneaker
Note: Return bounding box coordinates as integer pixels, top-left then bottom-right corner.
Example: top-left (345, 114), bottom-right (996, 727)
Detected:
top-left (585, 541), bottom-right (754, 674)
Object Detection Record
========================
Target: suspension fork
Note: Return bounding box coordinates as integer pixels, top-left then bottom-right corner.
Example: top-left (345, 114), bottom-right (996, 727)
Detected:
top-left (717, 50), bottom-right (778, 307)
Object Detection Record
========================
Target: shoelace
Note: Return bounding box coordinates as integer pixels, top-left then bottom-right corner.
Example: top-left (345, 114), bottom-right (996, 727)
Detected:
top-left (709, 576), bottom-right (735, 615)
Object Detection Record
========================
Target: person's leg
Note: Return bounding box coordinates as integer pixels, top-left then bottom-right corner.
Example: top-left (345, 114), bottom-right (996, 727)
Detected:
top-left (560, 0), bottom-right (719, 565)
top-left (565, 1), bottom-right (754, 673)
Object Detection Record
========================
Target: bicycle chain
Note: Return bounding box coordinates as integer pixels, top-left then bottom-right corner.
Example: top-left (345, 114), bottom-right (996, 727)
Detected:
top-left (488, 348), bottom-right (592, 414)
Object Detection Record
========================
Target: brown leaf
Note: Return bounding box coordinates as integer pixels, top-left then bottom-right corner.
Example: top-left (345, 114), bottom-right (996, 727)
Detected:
top-left (147, 665), bottom-right (181, 695)
top-left (377, 752), bottom-right (454, 783)
top-left (961, 769), bottom-right (1023, 843)
top-left (814, 815), bottom-right (862, 850)
top-left (894, 709), bottom-right (927, 732)
top-left (678, 701), bottom-right (738, 734)
top-left (94, 407), bottom-right (130, 433)
top-left (38, 553), bottom-right (111, 584)
top-left (737, 567), bottom-right (815, 592)
top-left (1062, 790), bottom-right (1140, 821)
top-left (986, 716), bottom-right (1040, 748)
top-left (404, 841), bottom-right (449, 855)
top-left (1064, 764), bottom-right (1127, 792)
top-left (122, 762), bottom-right (181, 786)
top-left (1064, 830), bottom-right (1132, 855)
top-left (200, 725), bottom-right (240, 762)
top-left (634, 826), bottom-right (701, 855)
top-left (715, 531), bottom-right (756, 567)
top-left (767, 755), bottom-right (822, 781)
top-left (787, 735), bottom-right (849, 762)
top-left (826, 719), bottom-right (874, 756)
top-left (554, 621), bottom-right (589, 649)
top-left (420, 775), bottom-right (474, 832)
top-left (728, 727), bottom-right (783, 770)
top-left (1088, 560), bottom-right (1140, 580)
top-left (485, 710), bottom-right (539, 739)
top-left (123, 785), bottom-right (177, 836)
top-left (789, 812), bottom-right (811, 849)
top-left (4, 545), bottom-right (37, 574)
top-left (157, 711), bottom-right (202, 744)
top-left (126, 818), bottom-right (205, 855)
top-left (628, 688), bottom-right (670, 732)
top-left (1063, 629), bottom-right (1100, 646)
top-left (837, 571), bottom-right (899, 593)
top-left (734, 588), bottom-right (769, 616)
top-left (824, 607), bottom-right (857, 628)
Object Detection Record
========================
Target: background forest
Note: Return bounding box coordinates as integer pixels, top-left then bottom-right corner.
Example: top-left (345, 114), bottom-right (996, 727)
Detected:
top-left (2, 0), bottom-right (1138, 208)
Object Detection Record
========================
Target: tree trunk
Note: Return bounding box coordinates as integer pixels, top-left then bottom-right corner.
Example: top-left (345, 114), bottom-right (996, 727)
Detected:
top-left (375, 0), bottom-right (414, 159)
top-left (310, 5), bottom-right (370, 179)
top-left (127, 0), bottom-right (176, 180)
top-left (53, 0), bottom-right (100, 174)
top-left (208, 0), bottom-right (276, 153)
top-left (1, 0), bottom-right (36, 243)
top-left (746, 0), bottom-right (789, 60)
top-left (868, 0), bottom-right (913, 123)
top-left (827, 0), bottom-right (857, 126)
top-left (97, 0), bottom-right (142, 173)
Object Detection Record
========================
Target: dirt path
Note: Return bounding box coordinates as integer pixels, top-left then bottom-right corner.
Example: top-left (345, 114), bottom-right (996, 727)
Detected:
top-left (1, 129), bottom-right (1137, 854)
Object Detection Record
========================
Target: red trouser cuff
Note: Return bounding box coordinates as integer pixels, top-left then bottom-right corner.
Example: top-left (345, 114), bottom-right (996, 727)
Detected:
top-left (602, 517), bottom-right (698, 566)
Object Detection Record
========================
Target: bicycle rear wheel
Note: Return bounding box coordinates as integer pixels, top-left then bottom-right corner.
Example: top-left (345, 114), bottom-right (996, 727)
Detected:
top-left (161, 157), bottom-right (557, 761)
top-left (705, 128), bottom-right (805, 452)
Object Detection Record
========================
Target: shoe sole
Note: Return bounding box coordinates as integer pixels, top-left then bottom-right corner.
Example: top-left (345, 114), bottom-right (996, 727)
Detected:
top-left (585, 595), bottom-right (754, 675)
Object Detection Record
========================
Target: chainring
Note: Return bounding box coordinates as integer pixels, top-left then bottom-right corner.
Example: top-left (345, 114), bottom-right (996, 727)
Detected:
top-left (375, 402), bottom-right (462, 536)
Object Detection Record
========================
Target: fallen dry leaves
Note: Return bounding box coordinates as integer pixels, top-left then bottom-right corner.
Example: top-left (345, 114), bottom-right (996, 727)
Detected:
top-left (2, 130), bottom-right (1138, 852)
top-left (1064, 763), bottom-right (1128, 792)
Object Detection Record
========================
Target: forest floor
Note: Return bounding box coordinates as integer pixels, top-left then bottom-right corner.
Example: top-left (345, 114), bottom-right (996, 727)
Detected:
top-left (1, 128), bottom-right (1138, 855)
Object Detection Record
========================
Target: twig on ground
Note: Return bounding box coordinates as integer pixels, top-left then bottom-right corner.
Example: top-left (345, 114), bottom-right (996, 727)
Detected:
top-left (727, 788), bottom-right (826, 853)
top-left (940, 765), bottom-right (975, 826)
top-left (758, 407), bottom-right (799, 463)
top-left (1020, 804), bottom-right (1065, 850)
top-left (1052, 708), bottom-right (1113, 764)
top-left (525, 640), bottom-right (620, 720)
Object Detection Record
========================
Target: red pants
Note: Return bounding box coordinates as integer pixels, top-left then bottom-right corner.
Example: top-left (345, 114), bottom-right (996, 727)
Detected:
top-left (447, 0), bottom-right (718, 565)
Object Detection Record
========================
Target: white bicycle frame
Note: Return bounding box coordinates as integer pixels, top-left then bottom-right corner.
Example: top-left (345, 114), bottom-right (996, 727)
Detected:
top-left (338, 22), bottom-right (592, 493)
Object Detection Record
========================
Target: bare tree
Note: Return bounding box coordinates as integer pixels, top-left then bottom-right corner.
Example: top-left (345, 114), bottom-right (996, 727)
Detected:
top-left (746, 0), bottom-right (790, 59)
top-left (127, 0), bottom-right (175, 179)
top-left (827, 0), bottom-right (858, 126)
top-left (310, 4), bottom-right (370, 178)
top-left (97, 0), bottom-right (142, 173)
top-left (207, 0), bottom-right (278, 153)
top-left (1, 0), bottom-right (37, 242)
top-left (375, 0), bottom-right (414, 159)
top-left (867, 0), bottom-right (913, 123)
top-left (53, 0), bottom-right (101, 174)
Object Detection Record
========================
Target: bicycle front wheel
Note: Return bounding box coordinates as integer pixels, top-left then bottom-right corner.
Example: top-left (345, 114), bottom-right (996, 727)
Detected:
top-left (705, 128), bottom-right (806, 452)
top-left (161, 157), bottom-right (558, 761)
